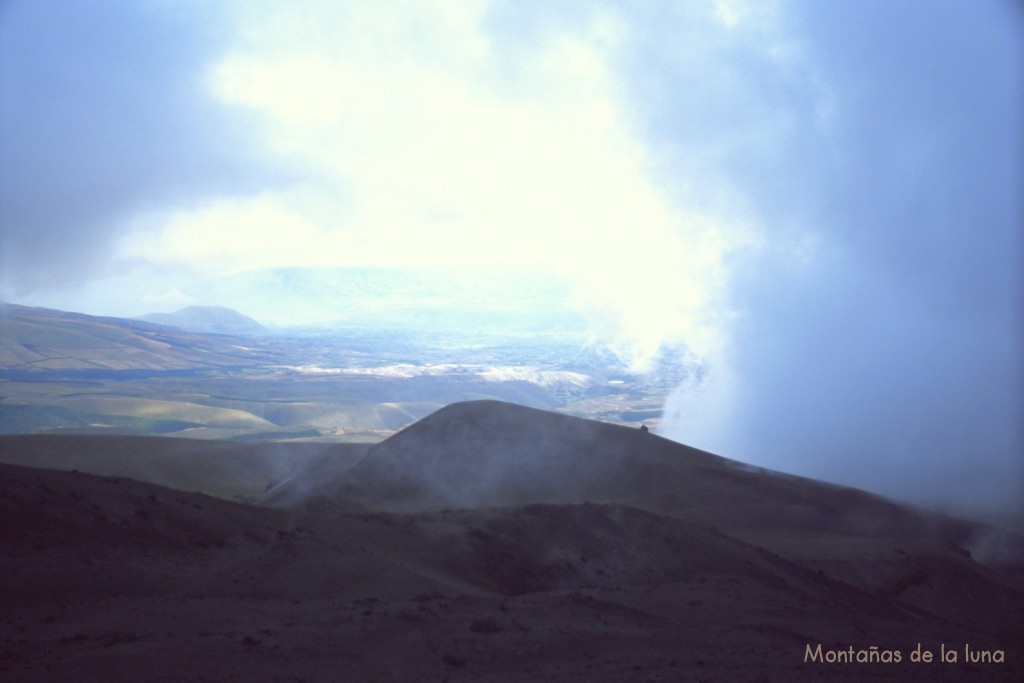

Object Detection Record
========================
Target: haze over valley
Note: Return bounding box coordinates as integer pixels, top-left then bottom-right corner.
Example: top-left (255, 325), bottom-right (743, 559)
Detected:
top-left (0, 298), bottom-right (682, 444)
top-left (3, 0), bottom-right (1020, 516)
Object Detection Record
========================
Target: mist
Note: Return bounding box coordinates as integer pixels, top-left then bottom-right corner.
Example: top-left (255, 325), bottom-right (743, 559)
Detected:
top-left (657, 0), bottom-right (1024, 516)
top-left (0, 0), bottom-right (292, 294)
top-left (1, 1), bottom-right (1021, 516)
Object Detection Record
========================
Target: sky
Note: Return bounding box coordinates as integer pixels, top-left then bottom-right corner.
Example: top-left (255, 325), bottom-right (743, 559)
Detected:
top-left (1, 0), bottom-right (1021, 515)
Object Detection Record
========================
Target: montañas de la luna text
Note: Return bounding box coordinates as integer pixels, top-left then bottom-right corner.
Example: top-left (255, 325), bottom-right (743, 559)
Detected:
top-left (804, 643), bottom-right (1005, 664)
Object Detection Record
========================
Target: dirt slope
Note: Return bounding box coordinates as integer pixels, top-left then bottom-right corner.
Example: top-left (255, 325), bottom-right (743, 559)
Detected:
top-left (2, 401), bottom-right (1022, 681)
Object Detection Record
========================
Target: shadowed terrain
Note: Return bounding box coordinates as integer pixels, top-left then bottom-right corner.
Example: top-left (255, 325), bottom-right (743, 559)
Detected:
top-left (2, 401), bottom-right (1022, 681)
top-left (0, 434), bottom-right (355, 502)
top-left (0, 432), bottom-right (366, 501)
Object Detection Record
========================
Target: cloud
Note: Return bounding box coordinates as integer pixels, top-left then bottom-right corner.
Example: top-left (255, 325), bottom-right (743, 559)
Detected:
top-left (1, 1), bottom-right (748, 370)
top-left (1, 0), bottom-right (1019, 515)
top-left (0, 0), bottom-right (292, 295)
top-left (652, 0), bottom-right (1024, 514)
top-left (95, 1), bottom-right (747, 368)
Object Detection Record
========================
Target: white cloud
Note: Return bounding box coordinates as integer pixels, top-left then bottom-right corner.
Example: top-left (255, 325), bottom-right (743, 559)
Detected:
top-left (7, 0), bottom-right (1019, 514)
top-left (121, 1), bottom-right (751, 369)
top-left (117, 192), bottom-right (338, 273)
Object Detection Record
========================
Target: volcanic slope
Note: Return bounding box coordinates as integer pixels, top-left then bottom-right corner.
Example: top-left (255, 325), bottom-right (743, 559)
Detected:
top-left (264, 400), bottom-right (1024, 637)
top-left (264, 400), bottom-right (983, 540)
top-left (3, 401), bottom-right (1023, 681)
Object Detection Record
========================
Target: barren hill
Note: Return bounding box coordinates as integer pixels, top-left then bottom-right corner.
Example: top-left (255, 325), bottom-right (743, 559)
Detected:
top-left (0, 302), bottom-right (276, 372)
top-left (3, 401), bottom-right (1023, 680)
top-left (264, 400), bottom-right (983, 542)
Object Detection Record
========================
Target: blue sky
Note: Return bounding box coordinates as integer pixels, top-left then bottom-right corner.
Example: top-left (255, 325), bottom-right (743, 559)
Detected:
top-left (1, 0), bottom-right (1021, 513)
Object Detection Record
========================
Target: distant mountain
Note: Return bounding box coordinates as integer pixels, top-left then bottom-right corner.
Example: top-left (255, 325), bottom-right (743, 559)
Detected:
top-left (140, 305), bottom-right (268, 336)
top-left (0, 303), bottom-right (276, 372)
top-left (178, 266), bottom-right (588, 332)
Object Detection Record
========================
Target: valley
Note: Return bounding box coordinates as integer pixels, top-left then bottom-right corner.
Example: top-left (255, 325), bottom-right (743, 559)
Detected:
top-left (0, 303), bottom-right (686, 442)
